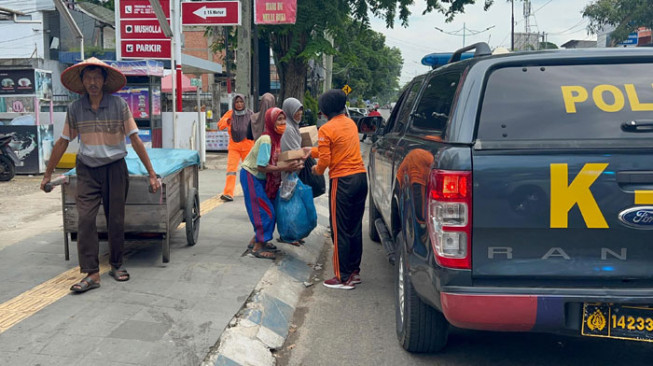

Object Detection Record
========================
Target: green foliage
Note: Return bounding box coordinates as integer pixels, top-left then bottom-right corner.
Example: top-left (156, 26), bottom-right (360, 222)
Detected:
top-left (303, 91), bottom-right (318, 126)
top-left (332, 20), bottom-right (403, 105)
top-left (583, 0), bottom-right (653, 45)
top-left (258, 0), bottom-right (484, 101)
top-left (540, 41), bottom-right (558, 50)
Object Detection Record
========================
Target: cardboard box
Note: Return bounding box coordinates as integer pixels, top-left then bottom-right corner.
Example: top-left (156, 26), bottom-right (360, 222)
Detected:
top-left (299, 125), bottom-right (318, 147)
top-left (277, 159), bottom-right (302, 170)
top-left (279, 149), bottom-right (305, 162)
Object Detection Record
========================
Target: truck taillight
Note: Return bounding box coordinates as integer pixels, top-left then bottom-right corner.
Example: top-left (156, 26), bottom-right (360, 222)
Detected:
top-left (427, 170), bottom-right (472, 269)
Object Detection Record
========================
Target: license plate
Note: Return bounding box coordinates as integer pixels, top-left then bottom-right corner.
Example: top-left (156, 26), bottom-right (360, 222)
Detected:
top-left (582, 303), bottom-right (653, 342)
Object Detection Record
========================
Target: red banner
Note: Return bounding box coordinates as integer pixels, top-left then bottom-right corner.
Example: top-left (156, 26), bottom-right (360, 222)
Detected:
top-left (254, 0), bottom-right (297, 24)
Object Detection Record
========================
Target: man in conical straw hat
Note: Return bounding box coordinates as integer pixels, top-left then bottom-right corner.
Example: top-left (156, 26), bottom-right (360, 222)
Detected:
top-left (40, 57), bottom-right (160, 293)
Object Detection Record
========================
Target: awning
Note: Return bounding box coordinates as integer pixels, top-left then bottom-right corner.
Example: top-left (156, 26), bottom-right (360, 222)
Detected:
top-left (181, 54), bottom-right (222, 74)
top-left (161, 74), bottom-right (197, 93)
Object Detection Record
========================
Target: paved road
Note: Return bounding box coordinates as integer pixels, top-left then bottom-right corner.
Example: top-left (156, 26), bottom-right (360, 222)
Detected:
top-left (277, 142), bottom-right (653, 366)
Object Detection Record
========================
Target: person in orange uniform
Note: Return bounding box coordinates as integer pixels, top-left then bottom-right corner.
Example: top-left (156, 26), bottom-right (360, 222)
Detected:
top-left (218, 94), bottom-right (255, 201)
top-left (312, 89), bottom-right (368, 290)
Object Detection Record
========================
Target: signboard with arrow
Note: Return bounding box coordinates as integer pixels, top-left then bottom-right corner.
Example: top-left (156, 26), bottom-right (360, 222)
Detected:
top-left (181, 1), bottom-right (241, 26)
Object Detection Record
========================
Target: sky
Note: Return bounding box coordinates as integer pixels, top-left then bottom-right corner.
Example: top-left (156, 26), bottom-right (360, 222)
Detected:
top-left (368, 0), bottom-right (598, 86)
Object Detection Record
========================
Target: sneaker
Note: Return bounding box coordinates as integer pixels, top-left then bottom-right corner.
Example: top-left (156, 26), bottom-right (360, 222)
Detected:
top-left (350, 270), bottom-right (361, 285)
top-left (220, 194), bottom-right (233, 202)
top-left (323, 276), bottom-right (355, 290)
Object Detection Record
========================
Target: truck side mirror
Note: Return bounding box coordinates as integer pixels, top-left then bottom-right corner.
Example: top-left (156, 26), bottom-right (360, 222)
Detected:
top-left (358, 116), bottom-right (383, 134)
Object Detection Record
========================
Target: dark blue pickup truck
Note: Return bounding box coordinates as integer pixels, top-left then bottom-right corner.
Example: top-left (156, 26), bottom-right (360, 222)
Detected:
top-left (366, 43), bottom-right (653, 353)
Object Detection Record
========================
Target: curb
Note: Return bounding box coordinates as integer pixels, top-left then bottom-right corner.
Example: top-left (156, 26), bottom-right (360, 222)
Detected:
top-left (201, 225), bottom-right (329, 366)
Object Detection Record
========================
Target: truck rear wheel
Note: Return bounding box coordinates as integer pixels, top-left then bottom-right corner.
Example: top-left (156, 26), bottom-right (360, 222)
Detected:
top-left (395, 232), bottom-right (448, 353)
top-left (368, 192), bottom-right (381, 242)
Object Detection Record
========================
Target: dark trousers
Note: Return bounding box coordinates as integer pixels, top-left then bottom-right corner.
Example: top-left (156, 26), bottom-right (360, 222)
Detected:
top-left (328, 172), bottom-right (368, 282)
top-left (75, 158), bottom-right (129, 273)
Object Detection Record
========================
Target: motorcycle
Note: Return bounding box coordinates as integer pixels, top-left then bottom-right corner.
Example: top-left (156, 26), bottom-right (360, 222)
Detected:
top-left (0, 132), bottom-right (21, 181)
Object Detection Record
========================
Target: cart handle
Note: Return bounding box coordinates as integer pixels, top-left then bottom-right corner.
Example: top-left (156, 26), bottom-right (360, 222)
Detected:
top-left (44, 175), bottom-right (69, 193)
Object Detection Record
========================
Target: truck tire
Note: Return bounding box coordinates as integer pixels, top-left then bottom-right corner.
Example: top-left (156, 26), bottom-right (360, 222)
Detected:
top-left (368, 192), bottom-right (381, 242)
top-left (395, 232), bottom-right (448, 353)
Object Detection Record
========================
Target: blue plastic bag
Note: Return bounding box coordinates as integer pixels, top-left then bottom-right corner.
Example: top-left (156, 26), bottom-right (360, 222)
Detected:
top-left (275, 175), bottom-right (317, 242)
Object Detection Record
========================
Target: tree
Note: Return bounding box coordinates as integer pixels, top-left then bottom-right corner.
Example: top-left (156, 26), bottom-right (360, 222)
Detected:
top-left (583, 0), bottom-right (653, 45)
top-left (539, 41), bottom-right (558, 50)
top-left (332, 21), bottom-right (403, 105)
top-left (259, 0), bottom-right (493, 102)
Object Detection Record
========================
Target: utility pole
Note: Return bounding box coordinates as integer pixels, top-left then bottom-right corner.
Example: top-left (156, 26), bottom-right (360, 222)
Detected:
top-left (236, 0), bottom-right (252, 109)
top-left (511, 0), bottom-right (515, 51)
top-left (224, 27), bottom-right (231, 104)
top-left (252, 21), bottom-right (259, 105)
top-left (323, 32), bottom-right (334, 93)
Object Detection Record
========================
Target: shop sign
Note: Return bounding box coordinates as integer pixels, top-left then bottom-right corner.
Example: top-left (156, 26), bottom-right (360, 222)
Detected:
top-left (254, 0), bottom-right (297, 25)
top-left (119, 0), bottom-right (170, 19)
top-left (0, 70), bottom-right (35, 95)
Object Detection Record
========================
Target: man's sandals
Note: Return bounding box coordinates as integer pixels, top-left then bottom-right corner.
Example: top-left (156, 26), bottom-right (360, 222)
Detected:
top-left (70, 276), bottom-right (100, 293)
top-left (109, 266), bottom-right (130, 281)
top-left (70, 266), bottom-right (129, 293)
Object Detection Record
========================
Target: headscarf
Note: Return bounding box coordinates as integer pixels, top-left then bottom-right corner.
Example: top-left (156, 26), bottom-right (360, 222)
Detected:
top-left (318, 89), bottom-right (347, 120)
top-left (231, 94), bottom-right (253, 143)
top-left (262, 107), bottom-right (285, 199)
top-left (251, 93), bottom-right (276, 140)
top-left (280, 98), bottom-right (303, 152)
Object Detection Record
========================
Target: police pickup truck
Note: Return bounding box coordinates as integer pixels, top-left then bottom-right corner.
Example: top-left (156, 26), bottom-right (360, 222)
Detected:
top-left (365, 43), bottom-right (653, 353)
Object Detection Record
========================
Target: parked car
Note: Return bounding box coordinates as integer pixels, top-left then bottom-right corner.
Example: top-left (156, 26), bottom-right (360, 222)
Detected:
top-left (367, 43), bottom-right (653, 353)
top-left (317, 108), bottom-right (357, 129)
top-left (347, 107), bottom-right (367, 125)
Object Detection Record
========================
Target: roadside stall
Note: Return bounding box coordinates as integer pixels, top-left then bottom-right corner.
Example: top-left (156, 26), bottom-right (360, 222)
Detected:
top-left (0, 68), bottom-right (54, 174)
top-left (56, 148), bottom-right (200, 263)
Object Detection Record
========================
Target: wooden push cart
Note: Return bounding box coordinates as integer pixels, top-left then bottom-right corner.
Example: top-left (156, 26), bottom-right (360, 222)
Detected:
top-left (58, 149), bottom-right (201, 263)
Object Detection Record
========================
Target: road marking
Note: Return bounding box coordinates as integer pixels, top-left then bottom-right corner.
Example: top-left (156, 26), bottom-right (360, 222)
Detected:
top-left (0, 189), bottom-right (242, 334)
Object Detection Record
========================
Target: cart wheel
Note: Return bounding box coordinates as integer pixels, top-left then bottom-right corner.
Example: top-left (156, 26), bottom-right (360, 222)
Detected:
top-left (184, 188), bottom-right (200, 246)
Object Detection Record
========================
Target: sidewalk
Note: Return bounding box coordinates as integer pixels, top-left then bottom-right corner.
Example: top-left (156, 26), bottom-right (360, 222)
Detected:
top-left (0, 152), bottom-right (330, 366)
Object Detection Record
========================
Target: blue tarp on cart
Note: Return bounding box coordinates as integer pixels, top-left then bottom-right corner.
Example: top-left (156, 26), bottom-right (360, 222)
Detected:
top-left (65, 148), bottom-right (199, 177)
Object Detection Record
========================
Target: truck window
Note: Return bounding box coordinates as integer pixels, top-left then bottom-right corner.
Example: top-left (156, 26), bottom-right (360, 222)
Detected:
top-left (393, 76), bottom-right (424, 133)
top-left (409, 71), bottom-right (463, 137)
top-left (477, 63), bottom-right (653, 140)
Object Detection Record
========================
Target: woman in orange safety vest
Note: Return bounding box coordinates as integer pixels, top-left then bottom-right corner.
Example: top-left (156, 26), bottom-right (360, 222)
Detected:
top-left (218, 94), bottom-right (255, 201)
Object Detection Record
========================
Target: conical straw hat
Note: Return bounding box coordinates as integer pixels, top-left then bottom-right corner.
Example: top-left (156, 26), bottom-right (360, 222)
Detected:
top-left (61, 57), bottom-right (126, 95)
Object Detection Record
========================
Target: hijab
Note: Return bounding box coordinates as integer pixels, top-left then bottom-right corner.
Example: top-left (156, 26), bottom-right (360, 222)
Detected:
top-left (262, 107), bottom-right (285, 199)
top-left (280, 98), bottom-right (303, 152)
top-left (251, 93), bottom-right (276, 140)
top-left (231, 94), bottom-right (253, 142)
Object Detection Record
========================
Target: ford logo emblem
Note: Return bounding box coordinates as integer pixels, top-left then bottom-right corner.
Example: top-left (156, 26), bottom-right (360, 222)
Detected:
top-left (618, 207), bottom-right (653, 229)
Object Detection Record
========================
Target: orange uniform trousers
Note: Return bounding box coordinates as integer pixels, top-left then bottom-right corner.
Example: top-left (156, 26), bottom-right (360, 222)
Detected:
top-left (222, 139), bottom-right (254, 196)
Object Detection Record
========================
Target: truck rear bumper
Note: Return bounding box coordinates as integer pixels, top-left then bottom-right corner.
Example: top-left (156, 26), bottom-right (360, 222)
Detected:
top-left (440, 291), bottom-right (653, 332)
